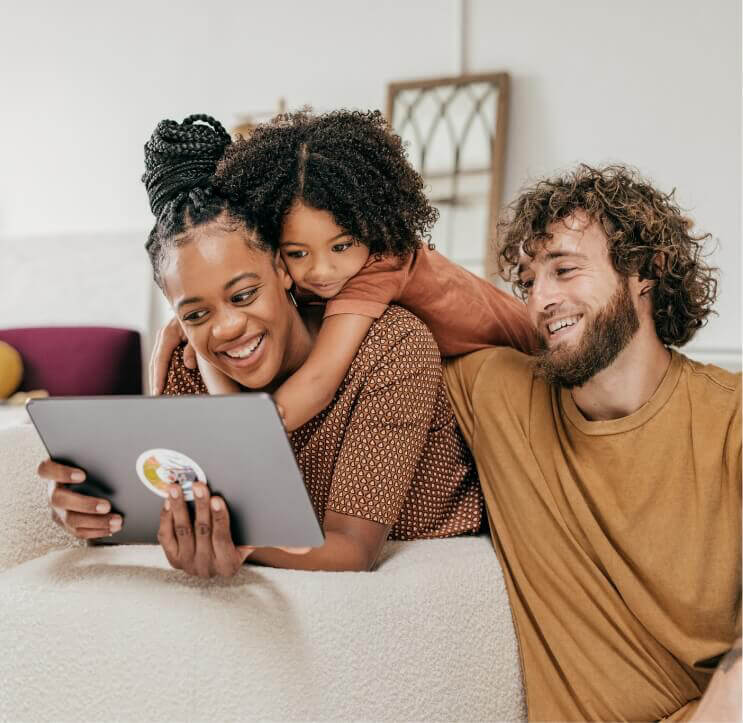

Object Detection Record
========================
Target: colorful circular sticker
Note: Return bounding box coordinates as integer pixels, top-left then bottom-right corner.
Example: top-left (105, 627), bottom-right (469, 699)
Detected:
top-left (135, 448), bottom-right (207, 502)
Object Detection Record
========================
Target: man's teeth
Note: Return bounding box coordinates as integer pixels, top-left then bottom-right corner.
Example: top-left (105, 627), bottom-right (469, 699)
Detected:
top-left (225, 334), bottom-right (264, 359)
top-left (548, 316), bottom-right (580, 334)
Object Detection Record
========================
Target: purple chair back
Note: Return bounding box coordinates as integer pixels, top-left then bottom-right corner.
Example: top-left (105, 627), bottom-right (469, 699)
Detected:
top-left (0, 327), bottom-right (142, 396)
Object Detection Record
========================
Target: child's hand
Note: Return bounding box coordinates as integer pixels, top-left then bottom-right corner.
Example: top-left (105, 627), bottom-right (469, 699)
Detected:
top-left (195, 353), bottom-right (240, 395)
top-left (150, 316), bottom-right (195, 395)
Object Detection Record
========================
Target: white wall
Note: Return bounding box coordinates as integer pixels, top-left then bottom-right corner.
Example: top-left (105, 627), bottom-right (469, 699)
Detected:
top-left (1, 0), bottom-right (739, 366)
top-left (0, 0), bottom-right (454, 237)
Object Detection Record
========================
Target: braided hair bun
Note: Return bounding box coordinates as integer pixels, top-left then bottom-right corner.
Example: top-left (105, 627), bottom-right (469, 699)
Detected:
top-left (142, 114), bottom-right (232, 246)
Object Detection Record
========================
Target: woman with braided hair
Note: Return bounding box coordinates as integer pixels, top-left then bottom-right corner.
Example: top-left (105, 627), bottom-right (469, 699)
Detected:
top-left (151, 109), bottom-right (535, 432)
top-left (39, 113), bottom-right (489, 577)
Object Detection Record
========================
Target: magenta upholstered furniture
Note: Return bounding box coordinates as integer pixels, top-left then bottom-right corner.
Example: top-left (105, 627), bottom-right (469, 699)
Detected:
top-left (0, 327), bottom-right (142, 396)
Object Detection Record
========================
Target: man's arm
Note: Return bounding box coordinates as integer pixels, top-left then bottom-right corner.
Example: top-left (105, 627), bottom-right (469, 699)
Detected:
top-left (691, 638), bottom-right (742, 722)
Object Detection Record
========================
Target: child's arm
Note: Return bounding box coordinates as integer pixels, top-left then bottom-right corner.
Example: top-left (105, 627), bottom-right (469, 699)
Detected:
top-left (274, 313), bottom-right (374, 431)
top-left (196, 353), bottom-right (241, 395)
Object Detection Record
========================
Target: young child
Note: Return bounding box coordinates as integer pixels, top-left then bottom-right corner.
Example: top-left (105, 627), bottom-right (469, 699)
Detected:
top-left (192, 109), bottom-right (536, 430)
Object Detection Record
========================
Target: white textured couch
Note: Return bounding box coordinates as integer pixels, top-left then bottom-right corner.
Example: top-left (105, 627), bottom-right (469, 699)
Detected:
top-left (0, 422), bottom-right (525, 722)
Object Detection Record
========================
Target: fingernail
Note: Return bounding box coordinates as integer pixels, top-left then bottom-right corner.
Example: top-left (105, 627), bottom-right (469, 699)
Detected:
top-left (164, 499), bottom-right (171, 511)
top-left (153, 387), bottom-right (160, 396)
top-left (210, 498), bottom-right (221, 511)
top-left (110, 516), bottom-right (122, 532)
top-left (96, 502), bottom-right (110, 514)
top-left (170, 486), bottom-right (179, 498)
top-left (194, 485), bottom-right (204, 499)
top-left (71, 471), bottom-right (85, 482)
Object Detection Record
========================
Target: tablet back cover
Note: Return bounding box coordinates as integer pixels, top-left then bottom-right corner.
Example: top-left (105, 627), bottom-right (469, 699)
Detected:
top-left (27, 395), bottom-right (324, 548)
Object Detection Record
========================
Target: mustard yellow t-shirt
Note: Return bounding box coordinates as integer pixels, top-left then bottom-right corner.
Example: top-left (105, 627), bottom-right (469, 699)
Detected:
top-left (445, 348), bottom-right (741, 721)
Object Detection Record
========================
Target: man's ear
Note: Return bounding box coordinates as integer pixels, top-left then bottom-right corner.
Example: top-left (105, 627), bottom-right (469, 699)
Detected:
top-left (640, 252), bottom-right (665, 296)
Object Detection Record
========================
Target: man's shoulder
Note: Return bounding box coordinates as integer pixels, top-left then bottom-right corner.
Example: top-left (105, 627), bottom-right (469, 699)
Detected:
top-left (443, 348), bottom-right (541, 430)
top-left (443, 347), bottom-right (540, 446)
top-left (445, 346), bottom-right (536, 395)
top-left (677, 351), bottom-right (741, 421)
top-left (678, 352), bottom-right (741, 394)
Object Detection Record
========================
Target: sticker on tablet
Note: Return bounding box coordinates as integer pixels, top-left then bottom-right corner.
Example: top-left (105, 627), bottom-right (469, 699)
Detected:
top-left (135, 448), bottom-right (206, 502)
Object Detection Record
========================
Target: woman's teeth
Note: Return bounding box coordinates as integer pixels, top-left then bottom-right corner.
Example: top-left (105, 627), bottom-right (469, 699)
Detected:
top-left (224, 334), bottom-right (264, 359)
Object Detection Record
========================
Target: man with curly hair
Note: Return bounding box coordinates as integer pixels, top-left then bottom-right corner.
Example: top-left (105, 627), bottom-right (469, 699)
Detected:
top-left (444, 164), bottom-right (741, 721)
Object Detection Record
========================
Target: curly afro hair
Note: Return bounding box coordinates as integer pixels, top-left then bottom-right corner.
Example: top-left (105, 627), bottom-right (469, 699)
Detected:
top-left (213, 109), bottom-right (439, 257)
top-left (496, 164), bottom-right (718, 347)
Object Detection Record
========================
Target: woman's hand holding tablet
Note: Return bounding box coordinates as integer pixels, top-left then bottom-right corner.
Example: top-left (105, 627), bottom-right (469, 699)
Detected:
top-left (39, 459), bottom-right (123, 539)
top-left (158, 481), bottom-right (310, 578)
top-left (37, 459), bottom-right (312, 578)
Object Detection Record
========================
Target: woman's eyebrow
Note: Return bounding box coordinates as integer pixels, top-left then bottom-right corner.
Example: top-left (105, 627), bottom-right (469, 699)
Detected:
top-left (223, 272), bottom-right (259, 290)
top-left (176, 273), bottom-right (260, 311)
top-left (176, 296), bottom-right (202, 311)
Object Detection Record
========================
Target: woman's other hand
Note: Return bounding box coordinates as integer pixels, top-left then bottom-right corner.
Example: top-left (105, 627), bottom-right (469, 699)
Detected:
top-left (150, 316), bottom-right (196, 395)
top-left (158, 482), bottom-right (309, 578)
top-left (37, 459), bottom-right (122, 539)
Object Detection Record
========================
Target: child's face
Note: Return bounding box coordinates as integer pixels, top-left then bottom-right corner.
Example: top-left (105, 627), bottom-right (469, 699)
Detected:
top-left (279, 202), bottom-right (370, 298)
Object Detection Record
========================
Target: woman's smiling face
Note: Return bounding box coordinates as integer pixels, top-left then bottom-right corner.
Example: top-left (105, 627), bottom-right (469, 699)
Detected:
top-left (160, 218), bottom-right (301, 390)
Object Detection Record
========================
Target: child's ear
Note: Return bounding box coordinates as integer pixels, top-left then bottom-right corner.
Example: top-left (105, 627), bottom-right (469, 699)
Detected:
top-left (275, 250), bottom-right (288, 272)
top-left (274, 251), bottom-right (293, 290)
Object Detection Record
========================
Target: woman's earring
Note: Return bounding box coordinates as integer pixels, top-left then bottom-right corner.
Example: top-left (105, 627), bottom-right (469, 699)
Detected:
top-left (288, 290), bottom-right (298, 307)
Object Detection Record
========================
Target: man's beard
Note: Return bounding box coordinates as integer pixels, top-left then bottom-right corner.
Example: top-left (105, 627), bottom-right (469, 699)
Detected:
top-left (534, 277), bottom-right (640, 389)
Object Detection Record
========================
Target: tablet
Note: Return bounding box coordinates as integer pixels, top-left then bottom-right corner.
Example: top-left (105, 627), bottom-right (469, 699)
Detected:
top-left (27, 394), bottom-right (324, 548)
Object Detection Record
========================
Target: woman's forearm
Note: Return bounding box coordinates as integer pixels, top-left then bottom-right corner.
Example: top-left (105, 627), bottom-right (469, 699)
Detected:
top-left (248, 513), bottom-right (391, 572)
top-left (248, 531), bottom-right (372, 571)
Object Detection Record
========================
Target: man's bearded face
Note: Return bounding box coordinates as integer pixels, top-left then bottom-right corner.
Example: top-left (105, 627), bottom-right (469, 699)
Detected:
top-left (517, 214), bottom-right (642, 389)
top-left (534, 275), bottom-right (640, 388)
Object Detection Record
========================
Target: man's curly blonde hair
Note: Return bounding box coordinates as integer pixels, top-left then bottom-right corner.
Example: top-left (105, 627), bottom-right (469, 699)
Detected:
top-left (496, 164), bottom-right (718, 347)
